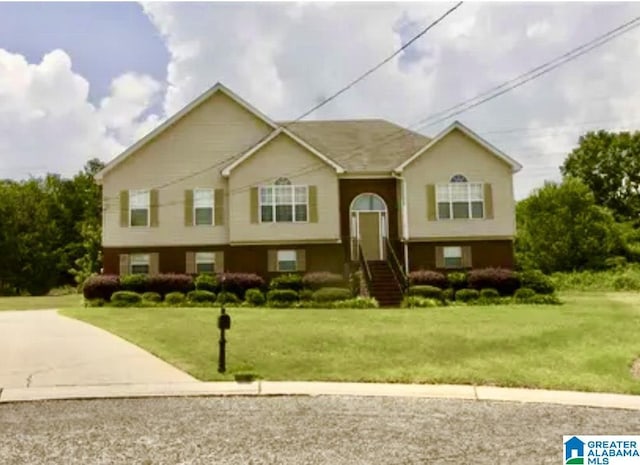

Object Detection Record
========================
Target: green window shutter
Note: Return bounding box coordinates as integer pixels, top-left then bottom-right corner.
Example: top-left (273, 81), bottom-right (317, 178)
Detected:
top-left (119, 254), bottom-right (130, 276)
top-left (426, 185), bottom-right (436, 221)
top-left (184, 190), bottom-right (193, 226)
top-left (296, 249), bottom-right (307, 271)
top-left (214, 189), bottom-right (224, 226)
top-left (149, 253), bottom-right (160, 274)
top-left (214, 251), bottom-right (225, 273)
top-left (267, 249), bottom-right (277, 272)
top-left (150, 189), bottom-right (159, 227)
top-left (185, 251), bottom-right (195, 274)
top-left (120, 190), bottom-right (129, 227)
top-left (250, 187), bottom-right (259, 224)
top-left (484, 183), bottom-right (494, 219)
top-left (462, 246), bottom-right (472, 268)
top-left (308, 186), bottom-right (318, 223)
top-left (434, 246), bottom-right (444, 269)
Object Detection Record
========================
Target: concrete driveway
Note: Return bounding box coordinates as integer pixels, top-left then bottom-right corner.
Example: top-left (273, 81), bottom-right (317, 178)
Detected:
top-left (0, 310), bottom-right (196, 388)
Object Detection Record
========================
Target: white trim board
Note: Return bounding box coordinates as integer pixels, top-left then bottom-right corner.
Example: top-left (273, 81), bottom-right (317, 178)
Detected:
top-left (394, 120), bottom-right (523, 174)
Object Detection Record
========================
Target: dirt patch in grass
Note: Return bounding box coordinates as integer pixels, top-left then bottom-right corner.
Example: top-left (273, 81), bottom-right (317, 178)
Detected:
top-left (631, 358), bottom-right (640, 380)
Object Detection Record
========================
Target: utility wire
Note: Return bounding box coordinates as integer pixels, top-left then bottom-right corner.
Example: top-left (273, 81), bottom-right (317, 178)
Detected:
top-left (101, 2), bottom-right (463, 207)
top-left (105, 12), bottom-right (640, 210)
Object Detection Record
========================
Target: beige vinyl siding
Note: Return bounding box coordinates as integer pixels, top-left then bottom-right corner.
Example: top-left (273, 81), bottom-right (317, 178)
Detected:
top-left (403, 128), bottom-right (515, 239)
top-left (228, 133), bottom-right (340, 243)
top-left (101, 91), bottom-right (272, 247)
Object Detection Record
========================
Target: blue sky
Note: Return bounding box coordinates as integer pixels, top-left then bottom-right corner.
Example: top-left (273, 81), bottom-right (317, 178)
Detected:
top-left (1, 2), bottom-right (640, 199)
top-left (0, 2), bottom-right (167, 102)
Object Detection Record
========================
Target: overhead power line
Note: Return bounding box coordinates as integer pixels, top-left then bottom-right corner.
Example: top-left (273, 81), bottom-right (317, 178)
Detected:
top-left (101, 2), bottom-right (464, 207)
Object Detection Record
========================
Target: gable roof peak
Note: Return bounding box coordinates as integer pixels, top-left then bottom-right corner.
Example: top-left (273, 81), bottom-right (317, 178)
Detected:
top-left (94, 82), bottom-right (277, 181)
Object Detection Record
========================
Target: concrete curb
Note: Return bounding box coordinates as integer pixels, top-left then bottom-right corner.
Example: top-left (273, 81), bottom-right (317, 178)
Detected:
top-left (1, 381), bottom-right (639, 410)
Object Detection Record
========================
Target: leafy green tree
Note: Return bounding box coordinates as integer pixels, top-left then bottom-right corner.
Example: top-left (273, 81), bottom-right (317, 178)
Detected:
top-left (516, 178), bottom-right (618, 272)
top-left (561, 130), bottom-right (640, 221)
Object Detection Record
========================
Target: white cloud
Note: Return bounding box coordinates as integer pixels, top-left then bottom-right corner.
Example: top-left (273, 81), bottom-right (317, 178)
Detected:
top-left (4, 2), bottom-right (640, 201)
top-left (0, 49), bottom-right (161, 179)
top-left (142, 2), bottom-right (640, 199)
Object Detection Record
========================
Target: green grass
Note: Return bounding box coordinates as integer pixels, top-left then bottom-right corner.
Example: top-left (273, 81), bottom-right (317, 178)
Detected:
top-left (0, 294), bottom-right (83, 310)
top-left (551, 264), bottom-right (640, 291)
top-left (60, 292), bottom-right (640, 394)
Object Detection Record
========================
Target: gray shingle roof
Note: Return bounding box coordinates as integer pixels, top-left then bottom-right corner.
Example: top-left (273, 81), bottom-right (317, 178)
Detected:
top-left (281, 119), bottom-right (430, 173)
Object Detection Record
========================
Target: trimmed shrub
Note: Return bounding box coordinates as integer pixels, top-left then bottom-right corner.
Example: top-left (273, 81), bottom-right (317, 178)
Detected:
top-left (267, 289), bottom-right (299, 303)
top-left (517, 270), bottom-right (555, 295)
top-left (110, 291), bottom-right (142, 307)
top-left (527, 294), bottom-right (562, 305)
top-left (455, 288), bottom-right (479, 302)
top-left (302, 272), bottom-right (346, 290)
top-left (218, 273), bottom-right (265, 299)
top-left (245, 288), bottom-right (265, 306)
top-left (331, 297), bottom-right (379, 309)
top-left (120, 274), bottom-right (149, 293)
top-left (479, 288), bottom-right (500, 299)
top-left (408, 270), bottom-right (448, 289)
top-left (195, 273), bottom-right (217, 292)
top-left (401, 296), bottom-right (440, 308)
top-left (165, 292), bottom-right (186, 305)
top-left (312, 287), bottom-right (352, 303)
top-left (350, 270), bottom-right (363, 296)
top-left (270, 274), bottom-right (304, 292)
top-left (467, 268), bottom-right (520, 296)
top-left (216, 291), bottom-right (241, 305)
top-left (142, 292), bottom-right (162, 303)
top-left (447, 272), bottom-right (468, 291)
top-left (187, 290), bottom-right (217, 303)
top-left (147, 273), bottom-right (194, 296)
top-left (407, 285), bottom-right (443, 300)
top-left (82, 275), bottom-right (119, 301)
top-left (442, 288), bottom-right (454, 301)
top-left (514, 287), bottom-right (536, 301)
top-left (299, 289), bottom-right (314, 301)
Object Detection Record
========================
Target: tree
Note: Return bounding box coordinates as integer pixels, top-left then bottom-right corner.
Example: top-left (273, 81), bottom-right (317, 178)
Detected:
top-left (516, 178), bottom-right (618, 273)
top-left (561, 130), bottom-right (640, 221)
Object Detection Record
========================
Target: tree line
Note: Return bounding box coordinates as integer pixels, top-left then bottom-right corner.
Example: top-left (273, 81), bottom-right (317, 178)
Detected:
top-left (0, 130), bottom-right (639, 295)
top-left (0, 159), bottom-right (103, 295)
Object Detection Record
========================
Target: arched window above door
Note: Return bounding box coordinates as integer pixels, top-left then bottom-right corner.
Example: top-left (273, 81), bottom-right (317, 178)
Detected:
top-left (351, 193), bottom-right (386, 211)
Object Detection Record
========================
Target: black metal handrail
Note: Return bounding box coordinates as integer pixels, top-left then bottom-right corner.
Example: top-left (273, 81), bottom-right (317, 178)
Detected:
top-left (385, 238), bottom-right (408, 292)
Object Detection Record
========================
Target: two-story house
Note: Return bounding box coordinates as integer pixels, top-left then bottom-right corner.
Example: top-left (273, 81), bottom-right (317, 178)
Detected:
top-left (95, 83), bottom-right (522, 304)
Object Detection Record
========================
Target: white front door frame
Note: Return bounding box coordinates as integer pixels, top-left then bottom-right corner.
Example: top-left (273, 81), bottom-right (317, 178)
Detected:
top-left (350, 193), bottom-right (388, 260)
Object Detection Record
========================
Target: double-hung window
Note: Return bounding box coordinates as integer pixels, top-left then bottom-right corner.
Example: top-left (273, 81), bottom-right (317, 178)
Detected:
top-left (195, 252), bottom-right (215, 273)
top-left (436, 175), bottom-right (484, 219)
top-left (194, 189), bottom-right (214, 226)
top-left (130, 254), bottom-right (150, 274)
top-left (260, 178), bottom-right (308, 223)
top-left (277, 250), bottom-right (297, 272)
top-left (130, 190), bottom-right (150, 227)
top-left (443, 247), bottom-right (462, 269)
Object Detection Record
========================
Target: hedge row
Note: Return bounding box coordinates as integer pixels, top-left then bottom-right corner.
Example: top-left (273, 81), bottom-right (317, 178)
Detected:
top-left (402, 286), bottom-right (561, 307)
top-left (407, 268), bottom-right (555, 296)
top-left (83, 271), bottom-right (349, 302)
top-left (87, 285), bottom-right (371, 309)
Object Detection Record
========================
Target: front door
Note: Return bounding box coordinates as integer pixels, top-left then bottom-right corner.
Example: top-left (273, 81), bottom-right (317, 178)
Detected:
top-left (359, 212), bottom-right (382, 260)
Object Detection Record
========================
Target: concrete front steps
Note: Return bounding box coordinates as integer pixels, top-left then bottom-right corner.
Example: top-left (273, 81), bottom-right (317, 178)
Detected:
top-left (366, 260), bottom-right (404, 307)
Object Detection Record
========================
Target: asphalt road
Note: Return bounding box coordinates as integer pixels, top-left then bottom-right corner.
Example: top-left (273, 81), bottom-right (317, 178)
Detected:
top-left (2, 396), bottom-right (639, 464)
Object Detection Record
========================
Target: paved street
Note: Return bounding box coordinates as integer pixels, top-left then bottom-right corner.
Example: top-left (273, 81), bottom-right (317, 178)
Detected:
top-left (1, 396), bottom-right (638, 464)
top-left (0, 310), bottom-right (195, 388)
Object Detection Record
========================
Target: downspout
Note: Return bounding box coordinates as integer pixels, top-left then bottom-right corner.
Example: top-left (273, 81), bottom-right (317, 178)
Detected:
top-left (392, 171), bottom-right (410, 275)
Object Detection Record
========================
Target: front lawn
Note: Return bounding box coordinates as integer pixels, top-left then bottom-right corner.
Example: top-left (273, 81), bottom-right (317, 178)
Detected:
top-left (60, 292), bottom-right (640, 394)
top-left (0, 294), bottom-right (83, 311)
